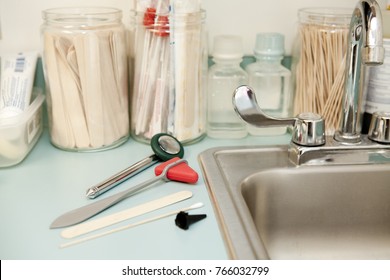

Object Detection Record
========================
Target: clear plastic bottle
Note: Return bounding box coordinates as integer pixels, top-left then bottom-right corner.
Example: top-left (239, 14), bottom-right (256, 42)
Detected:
top-left (245, 33), bottom-right (291, 135)
top-left (207, 35), bottom-right (248, 139)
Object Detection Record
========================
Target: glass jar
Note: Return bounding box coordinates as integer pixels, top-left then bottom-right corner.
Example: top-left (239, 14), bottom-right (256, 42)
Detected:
top-left (41, 7), bottom-right (129, 151)
top-left (129, 7), bottom-right (207, 144)
top-left (292, 8), bottom-right (351, 135)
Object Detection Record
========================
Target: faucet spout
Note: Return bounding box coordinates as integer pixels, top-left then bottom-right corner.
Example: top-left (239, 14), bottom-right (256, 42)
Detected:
top-left (334, 0), bottom-right (384, 144)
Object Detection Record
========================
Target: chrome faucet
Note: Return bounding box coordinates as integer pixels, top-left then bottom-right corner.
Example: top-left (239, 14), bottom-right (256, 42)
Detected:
top-left (334, 0), bottom-right (384, 144)
top-left (232, 0), bottom-right (389, 165)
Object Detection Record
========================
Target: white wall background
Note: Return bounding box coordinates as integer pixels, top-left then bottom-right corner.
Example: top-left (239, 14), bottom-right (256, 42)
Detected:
top-left (0, 0), bottom-right (387, 55)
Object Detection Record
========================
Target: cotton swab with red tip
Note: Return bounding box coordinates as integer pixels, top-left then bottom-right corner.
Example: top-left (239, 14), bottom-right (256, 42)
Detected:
top-left (143, 7), bottom-right (156, 27)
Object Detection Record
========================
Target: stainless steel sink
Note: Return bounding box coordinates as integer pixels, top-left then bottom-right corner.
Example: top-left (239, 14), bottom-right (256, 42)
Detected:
top-left (198, 145), bottom-right (390, 259)
top-left (207, 0), bottom-right (390, 260)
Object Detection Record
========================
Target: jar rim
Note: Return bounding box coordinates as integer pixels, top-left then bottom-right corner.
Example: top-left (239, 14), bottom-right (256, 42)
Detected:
top-left (129, 8), bottom-right (206, 18)
top-left (42, 7), bottom-right (122, 20)
top-left (129, 9), bottom-right (206, 25)
top-left (298, 7), bottom-right (352, 26)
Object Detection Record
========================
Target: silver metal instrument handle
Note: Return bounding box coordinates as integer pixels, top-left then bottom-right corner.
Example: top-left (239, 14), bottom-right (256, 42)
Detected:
top-left (86, 155), bottom-right (157, 198)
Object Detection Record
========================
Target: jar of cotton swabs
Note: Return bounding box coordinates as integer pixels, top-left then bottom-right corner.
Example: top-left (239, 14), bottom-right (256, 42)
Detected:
top-left (292, 8), bottom-right (351, 136)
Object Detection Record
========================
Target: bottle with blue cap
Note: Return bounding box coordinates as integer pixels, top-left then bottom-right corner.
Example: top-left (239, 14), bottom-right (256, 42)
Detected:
top-left (245, 33), bottom-right (292, 135)
top-left (207, 35), bottom-right (248, 138)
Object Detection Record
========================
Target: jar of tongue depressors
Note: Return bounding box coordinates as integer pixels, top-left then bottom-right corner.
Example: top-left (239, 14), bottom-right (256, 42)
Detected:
top-left (41, 7), bottom-right (129, 151)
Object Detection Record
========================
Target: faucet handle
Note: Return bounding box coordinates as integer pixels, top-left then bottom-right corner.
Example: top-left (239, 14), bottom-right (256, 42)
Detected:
top-left (233, 85), bottom-right (325, 146)
top-left (292, 112), bottom-right (325, 146)
top-left (368, 112), bottom-right (390, 144)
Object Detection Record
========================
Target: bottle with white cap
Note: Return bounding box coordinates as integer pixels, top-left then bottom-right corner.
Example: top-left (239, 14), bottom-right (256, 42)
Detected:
top-left (207, 35), bottom-right (248, 139)
top-left (245, 32), bottom-right (291, 135)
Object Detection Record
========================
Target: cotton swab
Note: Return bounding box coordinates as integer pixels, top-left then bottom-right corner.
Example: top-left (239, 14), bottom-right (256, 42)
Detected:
top-left (59, 202), bottom-right (204, 248)
top-left (321, 55), bottom-right (347, 135)
top-left (134, 7), bottom-right (157, 136)
top-left (148, 15), bottom-right (170, 137)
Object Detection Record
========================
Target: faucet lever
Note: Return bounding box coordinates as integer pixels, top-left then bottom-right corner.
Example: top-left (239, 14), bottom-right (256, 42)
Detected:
top-left (233, 85), bottom-right (325, 147)
top-left (368, 112), bottom-right (390, 144)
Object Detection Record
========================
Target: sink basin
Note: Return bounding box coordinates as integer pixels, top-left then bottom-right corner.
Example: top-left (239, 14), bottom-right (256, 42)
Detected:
top-left (198, 145), bottom-right (390, 259)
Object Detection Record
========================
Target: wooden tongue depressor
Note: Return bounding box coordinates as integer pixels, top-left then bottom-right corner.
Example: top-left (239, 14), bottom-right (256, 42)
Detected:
top-left (61, 190), bottom-right (192, 239)
top-left (60, 202), bottom-right (204, 249)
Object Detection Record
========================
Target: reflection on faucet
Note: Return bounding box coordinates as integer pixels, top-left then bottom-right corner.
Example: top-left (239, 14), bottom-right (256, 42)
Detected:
top-left (334, 0), bottom-right (384, 144)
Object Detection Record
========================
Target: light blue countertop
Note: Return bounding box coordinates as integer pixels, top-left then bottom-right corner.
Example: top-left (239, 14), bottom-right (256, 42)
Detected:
top-left (0, 130), bottom-right (290, 260)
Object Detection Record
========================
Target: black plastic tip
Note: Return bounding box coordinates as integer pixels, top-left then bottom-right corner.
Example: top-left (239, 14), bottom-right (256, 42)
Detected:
top-left (175, 211), bottom-right (207, 230)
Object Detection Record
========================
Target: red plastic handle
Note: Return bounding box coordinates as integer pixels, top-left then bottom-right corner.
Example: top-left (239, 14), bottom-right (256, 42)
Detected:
top-left (155, 157), bottom-right (198, 184)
